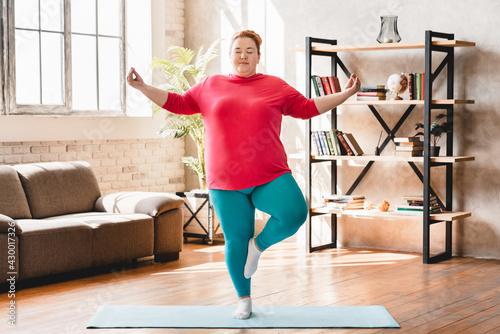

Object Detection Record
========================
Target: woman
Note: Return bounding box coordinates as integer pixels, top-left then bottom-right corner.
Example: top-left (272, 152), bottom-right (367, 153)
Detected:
top-left (127, 30), bottom-right (360, 320)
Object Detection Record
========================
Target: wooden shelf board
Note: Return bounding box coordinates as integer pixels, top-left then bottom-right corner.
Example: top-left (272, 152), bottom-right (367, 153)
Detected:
top-left (311, 207), bottom-right (471, 221)
top-left (309, 40), bottom-right (475, 53)
top-left (343, 99), bottom-right (474, 105)
top-left (311, 155), bottom-right (475, 163)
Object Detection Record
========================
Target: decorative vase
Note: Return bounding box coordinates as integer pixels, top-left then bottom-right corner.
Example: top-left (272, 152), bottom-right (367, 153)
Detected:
top-left (430, 146), bottom-right (440, 157)
top-left (376, 15), bottom-right (402, 43)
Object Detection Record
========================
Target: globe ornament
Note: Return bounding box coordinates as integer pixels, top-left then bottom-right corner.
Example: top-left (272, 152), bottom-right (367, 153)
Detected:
top-left (387, 72), bottom-right (408, 100)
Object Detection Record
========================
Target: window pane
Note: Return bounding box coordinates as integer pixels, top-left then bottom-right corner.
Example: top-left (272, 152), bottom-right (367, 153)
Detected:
top-left (71, 0), bottom-right (96, 34)
top-left (15, 0), bottom-right (39, 29)
top-left (41, 32), bottom-right (64, 105)
top-left (72, 35), bottom-right (97, 110)
top-left (98, 0), bottom-right (121, 37)
top-left (40, 0), bottom-right (63, 32)
top-left (15, 30), bottom-right (41, 104)
top-left (98, 37), bottom-right (121, 110)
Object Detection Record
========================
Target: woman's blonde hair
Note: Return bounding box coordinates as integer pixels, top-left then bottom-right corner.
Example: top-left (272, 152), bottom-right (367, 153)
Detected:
top-left (230, 30), bottom-right (262, 55)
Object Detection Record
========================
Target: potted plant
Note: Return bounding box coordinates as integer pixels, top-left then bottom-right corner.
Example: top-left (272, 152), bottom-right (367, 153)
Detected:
top-left (414, 113), bottom-right (453, 156)
top-left (151, 40), bottom-right (219, 190)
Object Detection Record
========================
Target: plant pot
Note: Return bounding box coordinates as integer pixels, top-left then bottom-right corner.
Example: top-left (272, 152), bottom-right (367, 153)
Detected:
top-left (430, 146), bottom-right (440, 157)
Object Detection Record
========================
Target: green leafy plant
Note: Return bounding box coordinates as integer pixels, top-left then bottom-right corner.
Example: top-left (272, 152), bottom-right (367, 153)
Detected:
top-left (151, 40), bottom-right (220, 190)
top-left (414, 113), bottom-right (453, 147)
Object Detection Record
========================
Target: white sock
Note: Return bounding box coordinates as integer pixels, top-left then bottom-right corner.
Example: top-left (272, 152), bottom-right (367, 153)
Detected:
top-left (244, 237), bottom-right (262, 279)
top-left (233, 297), bottom-right (252, 319)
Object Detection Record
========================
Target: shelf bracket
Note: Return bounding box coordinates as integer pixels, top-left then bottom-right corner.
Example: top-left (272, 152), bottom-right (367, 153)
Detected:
top-left (345, 104), bottom-right (416, 195)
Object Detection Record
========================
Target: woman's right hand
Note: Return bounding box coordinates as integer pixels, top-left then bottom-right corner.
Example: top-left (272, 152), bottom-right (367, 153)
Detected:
top-left (127, 67), bottom-right (144, 90)
top-left (126, 67), bottom-right (169, 107)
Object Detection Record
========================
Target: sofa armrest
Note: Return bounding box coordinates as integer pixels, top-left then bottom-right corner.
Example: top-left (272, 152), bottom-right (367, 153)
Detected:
top-left (95, 191), bottom-right (185, 217)
top-left (0, 214), bottom-right (23, 235)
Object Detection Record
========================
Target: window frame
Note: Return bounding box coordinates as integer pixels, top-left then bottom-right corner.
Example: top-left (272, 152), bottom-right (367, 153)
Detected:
top-left (5, 0), bottom-right (127, 116)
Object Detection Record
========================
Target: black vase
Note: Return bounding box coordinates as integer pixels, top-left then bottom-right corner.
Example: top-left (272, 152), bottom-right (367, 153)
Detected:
top-left (430, 146), bottom-right (440, 157)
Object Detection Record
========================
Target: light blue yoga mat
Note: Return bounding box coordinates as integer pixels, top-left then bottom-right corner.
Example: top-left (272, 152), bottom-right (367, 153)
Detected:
top-left (87, 305), bottom-right (400, 328)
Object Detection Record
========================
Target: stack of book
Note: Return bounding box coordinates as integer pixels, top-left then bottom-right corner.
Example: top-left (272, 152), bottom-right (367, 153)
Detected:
top-left (323, 194), bottom-right (365, 210)
top-left (311, 75), bottom-right (342, 96)
top-left (394, 137), bottom-right (423, 157)
top-left (407, 73), bottom-right (425, 100)
top-left (356, 85), bottom-right (387, 101)
top-left (312, 130), bottom-right (364, 156)
top-left (396, 195), bottom-right (442, 214)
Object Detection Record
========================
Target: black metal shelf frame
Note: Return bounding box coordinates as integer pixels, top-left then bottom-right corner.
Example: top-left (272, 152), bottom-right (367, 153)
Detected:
top-left (305, 31), bottom-right (458, 263)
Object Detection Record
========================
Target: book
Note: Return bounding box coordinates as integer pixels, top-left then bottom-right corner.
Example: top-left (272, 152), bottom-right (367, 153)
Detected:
top-left (342, 133), bottom-right (364, 156)
top-left (421, 72), bottom-right (425, 100)
top-left (324, 131), bottom-right (336, 155)
top-left (408, 73), bottom-right (413, 100)
top-left (401, 195), bottom-right (437, 201)
top-left (395, 141), bottom-right (423, 146)
top-left (318, 131), bottom-right (330, 155)
top-left (395, 145), bottom-right (424, 152)
top-left (311, 76), bottom-right (321, 97)
top-left (312, 75), bottom-right (325, 96)
top-left (323, 194), bottom-right (365, 210)
top-left (311, 131), bottom-right (322, 155)
top-left (327, 76), bottom-right (342, 93)
top-left (324, 194), bottom-right (365, 201)
top-left (360, 85), bottom-right (385, 91)
top-left (416, 73), bottom-right (422, 100)
top-left (394, 137), bottom-right (422, 143)
top-left (330, 129), bottom-right (343, 155)
top-left (321, 77), bottom-right (333, 95)
top-left (356, 96), bottom-right (387, 101)
top-left (337, 131), bottom-right (354, 156)
top-left (357, 92), bottom-right (387, 97)
top-left (397, 193), bottom-right (441, 213)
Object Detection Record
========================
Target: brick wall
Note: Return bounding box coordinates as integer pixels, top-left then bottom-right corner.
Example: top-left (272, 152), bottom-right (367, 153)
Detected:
top-left (164, 0), bottom-right (185, 47)
top-left (0, 138), bottom-right (186, 195)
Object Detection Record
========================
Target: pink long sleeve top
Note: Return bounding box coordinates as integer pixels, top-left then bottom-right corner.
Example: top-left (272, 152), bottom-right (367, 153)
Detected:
top-left (163, 73), bottom-right (320, 190)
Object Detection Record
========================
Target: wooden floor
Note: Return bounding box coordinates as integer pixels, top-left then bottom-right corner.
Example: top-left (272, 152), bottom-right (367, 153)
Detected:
top-left (2, 240), bottom-right (500, 334)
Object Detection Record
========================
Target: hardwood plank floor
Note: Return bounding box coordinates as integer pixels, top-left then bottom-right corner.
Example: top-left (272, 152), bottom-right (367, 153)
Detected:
top-left (1, 239), bottom-right (500, 334)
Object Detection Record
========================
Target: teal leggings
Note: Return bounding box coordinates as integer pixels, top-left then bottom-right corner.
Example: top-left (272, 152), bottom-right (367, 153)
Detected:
top-left (209, 173), bottom-right (308, 297)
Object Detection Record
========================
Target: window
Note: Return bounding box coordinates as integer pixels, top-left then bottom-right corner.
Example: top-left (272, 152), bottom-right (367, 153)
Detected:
top-left (71, 0), bottom-right (123, 112)
top-left (2, 0), bottom-right (150, 116)
top-left (14, 0), bottom-right (66, 108)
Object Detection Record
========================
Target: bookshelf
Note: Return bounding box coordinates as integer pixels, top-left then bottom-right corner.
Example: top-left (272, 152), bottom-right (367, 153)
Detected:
top-left (304, 31), bottom-right (475, 263)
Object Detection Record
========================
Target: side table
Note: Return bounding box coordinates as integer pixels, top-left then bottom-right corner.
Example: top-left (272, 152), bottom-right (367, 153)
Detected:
top-left (176, 191), bottom-right (223, 245)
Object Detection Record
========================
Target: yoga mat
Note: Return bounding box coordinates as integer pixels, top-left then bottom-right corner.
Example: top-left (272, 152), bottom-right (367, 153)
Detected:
top-left (87, 305), bottom-right (400, 329)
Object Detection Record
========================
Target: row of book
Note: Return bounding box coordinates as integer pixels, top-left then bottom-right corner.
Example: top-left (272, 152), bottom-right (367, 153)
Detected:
top-left (394, 137), bottom-right (423, 157)
top-left (356, 85), bottom-right (387, 101)
top-left (395, 195), bottom-right (442, 214)
top-left (311, 75), bottom-right (342, 96)
top-left (323, 194), bottom-right (365, 210)
top-left (312, 130), bottom-right (364, 156)
top-left (408, 73), bottom-right (425, 100)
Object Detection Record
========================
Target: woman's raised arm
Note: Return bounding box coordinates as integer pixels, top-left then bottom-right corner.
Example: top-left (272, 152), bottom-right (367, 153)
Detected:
top-left (127, 67), bottom-right (169, 107)
top-left (313, 73), bottom-right (361, 114)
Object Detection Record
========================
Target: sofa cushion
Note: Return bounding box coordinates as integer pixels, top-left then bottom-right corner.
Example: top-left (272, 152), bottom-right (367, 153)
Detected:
top-left (15, 218), bottom-right (94, 280)
top-left (0, 165), bottom-right (32, 219)
top-left (95, 191), bottom-right (185, 217)
top-left (45, 212), bottom-right (154, 267)
top-left (14, 161), bottom-right (101, 219)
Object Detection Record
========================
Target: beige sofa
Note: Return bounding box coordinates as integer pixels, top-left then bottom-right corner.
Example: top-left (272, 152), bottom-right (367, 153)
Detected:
top-left (0, 161), bottom-right (184, 282)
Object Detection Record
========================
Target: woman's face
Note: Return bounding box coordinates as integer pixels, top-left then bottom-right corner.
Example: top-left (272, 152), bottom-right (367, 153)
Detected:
top-left (230, 37), bottom-right (260, 78)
